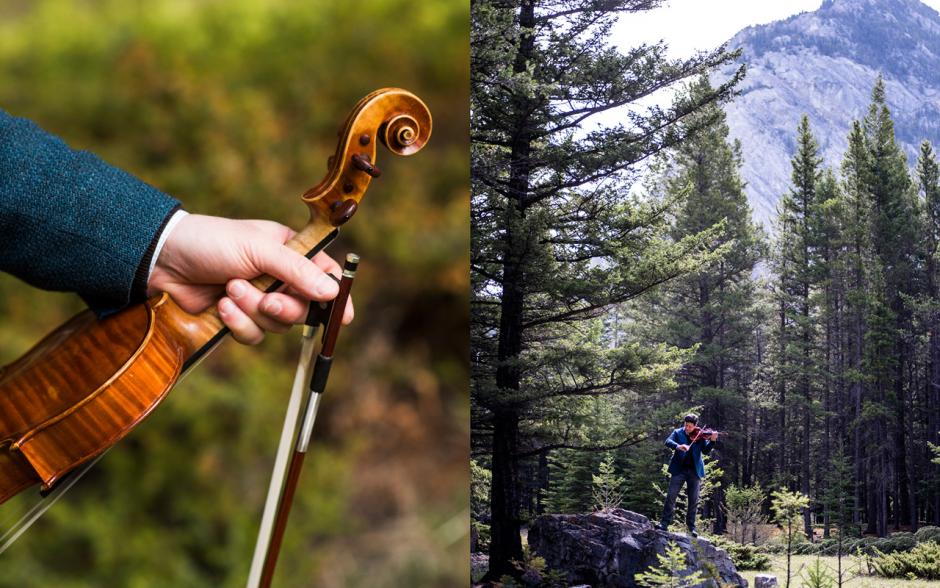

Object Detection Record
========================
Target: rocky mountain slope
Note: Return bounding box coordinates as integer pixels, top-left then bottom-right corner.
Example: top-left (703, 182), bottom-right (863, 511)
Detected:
top-left (718, 0), bottom-right (940, 228)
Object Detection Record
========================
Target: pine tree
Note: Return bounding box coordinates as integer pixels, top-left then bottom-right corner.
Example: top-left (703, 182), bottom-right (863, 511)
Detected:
top-left (622, 437), bottom-right (670, 519)
top-left (542, 448), bottom-right (597, 514)
top-left (635, 541), bottom-right (707, 588)
top-left (470, 0), bottom-right (742, 577)
top-left (772, 115), bottom-right (824, 538)
top-left (593, 454), bottom-right (626, 511)
top-left (861, 77), bottom-right (917, 535)
top-left (771, 488), bottom-right (811, 588)
top-left (813, 168), bottom-right (843, 539)
top-left (917, 140), bottom-right (940, 525)
top-left (819, 446), bottom-right (858, 588)
top-left (648, 77), bottom-right (764, 532)
top-left (839, 119), bottom-right (873, 529)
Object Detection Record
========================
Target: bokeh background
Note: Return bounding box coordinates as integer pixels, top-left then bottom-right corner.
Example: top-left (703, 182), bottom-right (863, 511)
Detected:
top-left (0, 1), bottom-right (468, 586)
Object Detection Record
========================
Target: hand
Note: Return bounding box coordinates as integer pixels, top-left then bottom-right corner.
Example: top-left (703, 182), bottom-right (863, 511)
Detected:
top-left (148, 214), bottom-right (354, 344)
top-left (677, 444), bottom-right (689, 452)
top-left (709, 432), bottom-right (719, 441)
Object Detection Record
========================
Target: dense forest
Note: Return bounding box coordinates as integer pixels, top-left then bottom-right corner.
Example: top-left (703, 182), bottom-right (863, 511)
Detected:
top-left (471, 0), bottom-right (940, 583)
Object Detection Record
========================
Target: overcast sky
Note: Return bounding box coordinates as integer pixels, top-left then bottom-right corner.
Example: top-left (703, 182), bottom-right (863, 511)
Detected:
top-left (612, 0), bottom-right (940, 59)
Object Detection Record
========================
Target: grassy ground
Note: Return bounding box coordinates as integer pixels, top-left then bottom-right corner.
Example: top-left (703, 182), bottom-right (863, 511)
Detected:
top-left (740, 554), bottom-right (940, 587)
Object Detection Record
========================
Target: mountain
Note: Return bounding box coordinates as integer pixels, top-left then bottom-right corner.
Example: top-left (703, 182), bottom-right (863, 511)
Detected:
top-left (717, 0), bottom-right (940, 228)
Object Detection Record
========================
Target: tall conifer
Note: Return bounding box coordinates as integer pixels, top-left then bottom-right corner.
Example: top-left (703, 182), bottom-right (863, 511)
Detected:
top-left (470, 0), bottom-right (742, 576)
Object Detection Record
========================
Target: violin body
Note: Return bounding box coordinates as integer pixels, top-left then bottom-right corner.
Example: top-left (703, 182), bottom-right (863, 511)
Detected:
top-left (0, 88), bottom-right (431, 506)
top-left (0, 296), bottom-right (189, 501)
top-left (688, 426), bottom-right (726, 444)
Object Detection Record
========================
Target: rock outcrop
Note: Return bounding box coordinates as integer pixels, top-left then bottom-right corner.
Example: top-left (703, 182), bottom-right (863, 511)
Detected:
top-left (754, 575), bottom-right (779, 588)
top-left (528, 509), bottom-right (746, 588)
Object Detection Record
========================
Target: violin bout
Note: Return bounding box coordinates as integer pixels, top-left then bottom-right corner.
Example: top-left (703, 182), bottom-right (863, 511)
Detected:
top-left (0, 295), bottom-right (207, 503)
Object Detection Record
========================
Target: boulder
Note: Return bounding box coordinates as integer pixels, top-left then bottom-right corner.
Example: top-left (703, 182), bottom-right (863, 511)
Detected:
top-left (753, 575), bottom-right (778, 588)
top-left (528, 509), bottom-right (747, 588)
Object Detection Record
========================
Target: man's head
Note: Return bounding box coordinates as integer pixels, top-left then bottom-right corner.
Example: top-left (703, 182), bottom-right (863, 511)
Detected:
top-left (683, 413), bottom-right (698, 434)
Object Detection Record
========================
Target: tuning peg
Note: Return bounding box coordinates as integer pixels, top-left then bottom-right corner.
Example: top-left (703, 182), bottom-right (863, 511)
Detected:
top-left (351, 153), bottom-right (382, 178)
top-left (329, 199), bottom-right (358, 226)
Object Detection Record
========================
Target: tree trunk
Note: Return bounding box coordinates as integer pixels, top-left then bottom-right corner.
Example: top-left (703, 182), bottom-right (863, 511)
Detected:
top-left (484, 2), bottom-right (536, 580)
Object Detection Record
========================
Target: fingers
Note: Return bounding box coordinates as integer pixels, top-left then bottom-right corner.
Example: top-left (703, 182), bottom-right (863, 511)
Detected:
top-left (226, 280), bottom-right (295, 334)
top-left (311, 252), bottom-right (355, 324)
top-left (248, 241), bottom-right (339, 302)
top-left (222, 279), bottom-right (354, 341)
top-left (259, 250), bottom-right (354, 324)
top-left (222, 246), bottom-right (357, 346)
top-left (256, 286), bottom-right (354, 326)
top-left (218, 297), bottom-right (266, 345)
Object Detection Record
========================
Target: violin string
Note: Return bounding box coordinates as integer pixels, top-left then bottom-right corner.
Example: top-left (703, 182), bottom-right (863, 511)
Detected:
top-left (0, 452), bottom-right (104, 554)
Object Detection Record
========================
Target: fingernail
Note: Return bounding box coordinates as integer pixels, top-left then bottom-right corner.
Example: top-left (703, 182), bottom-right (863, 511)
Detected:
top-left (219, 298), bottom-right (233, 315)
top-left (314, 274), bottom-right (338, 297)
top-left (229, 281), bottom-right (246, 300)
top-left (262, 299), bottom-right (282, 315)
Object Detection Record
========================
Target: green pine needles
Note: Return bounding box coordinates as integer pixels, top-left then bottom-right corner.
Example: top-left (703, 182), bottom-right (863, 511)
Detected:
top-left (634, 541), bottom-right (707, 588)
top-left (592, 455), bottom-right (626, 511)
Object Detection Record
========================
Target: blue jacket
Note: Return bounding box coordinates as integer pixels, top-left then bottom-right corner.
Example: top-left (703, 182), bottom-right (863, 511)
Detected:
top-left (0, 108), bottom-right (179, 314)
top-left (664, 427), bottom-right (715, 479)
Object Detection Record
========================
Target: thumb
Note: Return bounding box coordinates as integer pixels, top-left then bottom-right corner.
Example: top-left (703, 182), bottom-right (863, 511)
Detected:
top-left (248, 241), bottom-right (339, 301)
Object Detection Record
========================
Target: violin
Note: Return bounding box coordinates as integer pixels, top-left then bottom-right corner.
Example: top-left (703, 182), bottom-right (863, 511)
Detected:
top-left (688, 426), bottom-right (727, 444)
top-left (0, 88), bottom-right (431, 508)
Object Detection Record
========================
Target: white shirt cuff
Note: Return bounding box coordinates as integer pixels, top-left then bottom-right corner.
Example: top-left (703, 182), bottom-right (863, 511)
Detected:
top-left (148, 209), bottom-right (189, 281)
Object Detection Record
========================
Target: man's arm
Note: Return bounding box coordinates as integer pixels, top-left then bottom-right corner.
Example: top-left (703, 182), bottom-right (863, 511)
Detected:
top-left (664, 430), bottom-right (679, 450)
top-left (0, 109), bottom-right (351, 343)
top-left (702, 439), bottom-right (715, 454)
top-left (0, 108), bottom-right (178, 313)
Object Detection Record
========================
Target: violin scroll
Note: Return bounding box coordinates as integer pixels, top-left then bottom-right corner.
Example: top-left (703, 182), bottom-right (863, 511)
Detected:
top-left (301, 88), bottom-right (432, 223)
top-left (239, 88), bottom-right (431, 297)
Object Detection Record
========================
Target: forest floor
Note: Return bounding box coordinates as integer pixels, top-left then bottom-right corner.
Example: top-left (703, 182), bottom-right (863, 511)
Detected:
top-left (739, 554), bottom-right (940, 587)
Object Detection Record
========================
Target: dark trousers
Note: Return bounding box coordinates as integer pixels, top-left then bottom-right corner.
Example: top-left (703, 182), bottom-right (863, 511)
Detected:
top-left (660, 468), bottom-right (701, 531)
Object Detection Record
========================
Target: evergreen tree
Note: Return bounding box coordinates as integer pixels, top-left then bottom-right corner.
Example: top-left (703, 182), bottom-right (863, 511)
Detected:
top-left (813, 168), bottom-right (843, 538)
top-left (648, 77), bottom-right (764, 532)
top-left (861, 77), bottom-right (917, 535)
top-left (621, 436), bottom-right (669, 519)
top-left (839, 119), bottom-right (874, 529)
top-left (917, 140), bottom-right (940, 525)
top-left (542, 448), bottom-right (597, 514)
top-left (771, 488), bottom-right (811, 588)
top-left (470, 0), bottom-right (742, 577)
top-left (772, 115), bottom-right (824, 538)
top-left (819, 446), bottom-right (858, 587)
top-left (635, 541), bottom-right (707, 588)
top-left (593, 454), bottom-right (626, 511)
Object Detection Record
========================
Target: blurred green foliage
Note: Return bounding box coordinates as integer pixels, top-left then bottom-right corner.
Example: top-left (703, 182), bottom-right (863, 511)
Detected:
top-left (0, 0), bottom-right (468, 586)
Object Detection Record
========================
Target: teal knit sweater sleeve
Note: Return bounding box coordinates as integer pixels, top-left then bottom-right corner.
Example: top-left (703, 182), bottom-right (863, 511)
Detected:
top-left (0, 109), bottom-right (180, 314)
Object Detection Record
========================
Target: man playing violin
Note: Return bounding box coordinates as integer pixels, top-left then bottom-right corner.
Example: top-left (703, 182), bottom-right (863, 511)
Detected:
top-left (657, 413), bottom-right (718, 537)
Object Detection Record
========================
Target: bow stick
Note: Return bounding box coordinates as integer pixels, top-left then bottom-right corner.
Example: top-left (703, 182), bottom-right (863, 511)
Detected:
top-left (247, 254), bottom-right (358, 588)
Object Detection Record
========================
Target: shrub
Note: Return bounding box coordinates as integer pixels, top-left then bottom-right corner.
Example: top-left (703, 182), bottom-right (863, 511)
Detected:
top-left (800, 557), bottom-right (836, 588)
top-left (473, 521), bottom-right (491, 552)
top-left (871, 541), bottom-right (940, 580)
top-left (710, 537), bottom-right (772, 571)
top-left (872, 532), bottom-right (917, 554)
top-left (916, 526), bottom-right (940, 544)
top-left (635, 541), bottom-right (707, 588)
top-left (758, 542), bottom-right (786, 555)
